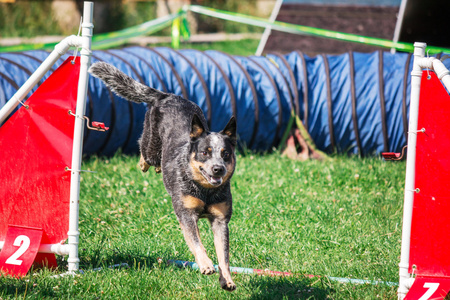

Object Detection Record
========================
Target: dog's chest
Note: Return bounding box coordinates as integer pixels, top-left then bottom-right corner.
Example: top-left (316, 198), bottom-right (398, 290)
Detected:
top-left (180, 194), bottom-right (230, 219)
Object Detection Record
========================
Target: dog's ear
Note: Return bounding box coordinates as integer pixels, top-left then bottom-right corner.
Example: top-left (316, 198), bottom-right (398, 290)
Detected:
top-left (190, 114), bottom-right (205, 140)
top-left (220, 116), bottom-right (237, 146)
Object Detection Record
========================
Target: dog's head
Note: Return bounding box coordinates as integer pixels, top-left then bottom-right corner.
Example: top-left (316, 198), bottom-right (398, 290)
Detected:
top-left (189, 115), bottom-right (237, 189)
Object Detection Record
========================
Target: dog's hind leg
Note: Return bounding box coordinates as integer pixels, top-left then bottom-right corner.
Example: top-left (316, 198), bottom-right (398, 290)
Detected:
top-left (139, 110), bottom-right (162, 173)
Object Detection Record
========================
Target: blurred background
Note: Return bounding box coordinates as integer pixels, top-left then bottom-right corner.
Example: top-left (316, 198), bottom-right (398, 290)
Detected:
top-left (1, 0), bottom-right (450, 56)
top-left (0, 0), bottom-right (267, 42)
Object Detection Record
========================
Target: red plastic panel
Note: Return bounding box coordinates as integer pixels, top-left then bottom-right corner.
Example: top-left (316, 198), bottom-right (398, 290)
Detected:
top-left (409, 71), bottom-right (450, 277)
top-left (0, 57), bottom-right (79, 246)
top-left (405, 276), bottom-right (450, 300)
top-left (0, 226), bottom-right (43, 277)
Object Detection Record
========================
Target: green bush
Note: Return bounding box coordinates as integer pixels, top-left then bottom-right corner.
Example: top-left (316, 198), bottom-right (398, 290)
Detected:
top-left (192, 0), bottom-right (264, 34)
top-left (0, 1), bottom-right (158, 38)
top-left (0, 0), bottom-right (265, 38)
top-left (0, 2), bottom-right (63, 37)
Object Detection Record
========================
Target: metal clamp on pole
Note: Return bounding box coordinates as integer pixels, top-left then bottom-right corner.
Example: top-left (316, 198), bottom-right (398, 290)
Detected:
top-left (68, 110), bottom-right (109, 132)
top-left (382, 145), bottom-right (407, 161)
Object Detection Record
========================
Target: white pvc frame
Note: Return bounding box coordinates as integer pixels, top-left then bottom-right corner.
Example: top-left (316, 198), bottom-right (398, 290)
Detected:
top-left (390, 0), bottom-right (408, 54)
top-left (0, 2), bottom-right (93, 273)
top-left (255, 0), bottom-right (284, 56)
top-left (398, 42), bottom-right (450, 300)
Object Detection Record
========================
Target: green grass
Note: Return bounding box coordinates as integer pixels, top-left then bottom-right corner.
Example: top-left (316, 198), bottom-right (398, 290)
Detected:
top-left (0, 153), bottom-right (405, 299)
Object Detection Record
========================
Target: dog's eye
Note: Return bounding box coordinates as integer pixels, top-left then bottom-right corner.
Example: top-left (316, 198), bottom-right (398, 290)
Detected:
top-left (223, 151), bottom-right (230, 159)
top-left (201, 151), bottom-right (208, 156)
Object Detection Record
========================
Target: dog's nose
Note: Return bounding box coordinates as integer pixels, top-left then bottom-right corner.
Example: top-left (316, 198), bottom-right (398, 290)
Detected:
top-left (212, 165), bottom-right (225, 176)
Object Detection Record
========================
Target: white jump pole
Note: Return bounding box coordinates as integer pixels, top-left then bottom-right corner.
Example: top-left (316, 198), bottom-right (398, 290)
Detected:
top-left (390, 0), bottom-right (408, 54)
top-left (67, 1), bottom-right (94, 273)
top-left (0, 241), bottom-right (69, 255)
top-left (255, 0), bottom-right (283, 56)
top-left (398, 42), bottom-right (450, 300)
top-left (0, 3), bottom-right (94, 128)
top-left (0, 35), bottom-right (80, 125)
top-left (397, 41), bottom-right (425, 300)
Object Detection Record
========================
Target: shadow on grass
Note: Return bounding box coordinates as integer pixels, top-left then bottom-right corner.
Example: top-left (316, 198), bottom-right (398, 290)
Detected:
top-left (77, 247), bottom-right (163, 271)
top-left (78, 248), bottom-right (334, 299)
top-left (0, 248), bottom-right (333, 299)
top-left (0, 265), bottom-right (70, 299)
top-left (83, 249), bottom-right (334, 299)
top-left (245, 275), bottom-right (333, 300)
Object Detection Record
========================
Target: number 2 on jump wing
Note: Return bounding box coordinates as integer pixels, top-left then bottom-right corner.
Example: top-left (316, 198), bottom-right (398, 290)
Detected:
top-left (5, 235), bottom-right (31, 266)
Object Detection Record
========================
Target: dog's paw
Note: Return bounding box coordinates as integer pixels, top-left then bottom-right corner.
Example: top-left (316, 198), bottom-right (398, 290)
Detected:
top-left (220, 280), bottom-right (237, 292)
top-left (219, 272), bottom-right (236, 291)
top-left (200, 265), bottom-right (216, 275)
top-left (139, 156), bottom-right (150, 173)
top-left (155, 166), bottom-right (161, 173)
top-left (139, 164), bottom-right (150, 173)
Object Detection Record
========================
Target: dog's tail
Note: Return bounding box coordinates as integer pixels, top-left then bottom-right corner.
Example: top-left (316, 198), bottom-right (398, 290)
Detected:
top-left (88, 61), bottom-right (168, 104)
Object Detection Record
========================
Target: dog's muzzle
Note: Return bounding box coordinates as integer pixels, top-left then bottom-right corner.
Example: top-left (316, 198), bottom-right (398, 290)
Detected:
top-left (200, 166), bottom-right (225, 186)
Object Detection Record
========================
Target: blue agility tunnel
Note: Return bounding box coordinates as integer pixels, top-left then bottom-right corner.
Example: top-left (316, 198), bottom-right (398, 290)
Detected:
top-left (1, 47), bottom-right (448, 156)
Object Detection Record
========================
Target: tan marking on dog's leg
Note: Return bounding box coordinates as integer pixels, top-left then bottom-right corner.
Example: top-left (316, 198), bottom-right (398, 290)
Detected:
top-left (179, 223), bottom-right (196, 252)
top-left (179, 221), bottom-right (215, 275)
top-left (211, 219), bottom-right (236, 291)
top-left (139, 154), bottom-right (150, 173)
top-left (155, 166), bottom-right (161, 173)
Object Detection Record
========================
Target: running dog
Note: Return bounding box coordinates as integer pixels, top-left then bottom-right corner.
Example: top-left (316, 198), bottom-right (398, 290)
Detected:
top-left (89, 62), bottom-right (237, 291)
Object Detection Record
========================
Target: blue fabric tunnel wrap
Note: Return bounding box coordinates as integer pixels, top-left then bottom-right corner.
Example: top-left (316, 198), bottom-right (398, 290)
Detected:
top-left (1, 47), bottom-right (448, 156)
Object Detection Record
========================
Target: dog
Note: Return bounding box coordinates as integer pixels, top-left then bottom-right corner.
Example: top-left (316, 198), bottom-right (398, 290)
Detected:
top-left (89, 62), bottom-right (237, 291)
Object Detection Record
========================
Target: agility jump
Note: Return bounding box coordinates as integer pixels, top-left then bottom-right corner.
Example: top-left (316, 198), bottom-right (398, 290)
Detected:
top-left (396, 42), bottom-right (450, 300)
top-left (0, 1), bottom-right (94, 277)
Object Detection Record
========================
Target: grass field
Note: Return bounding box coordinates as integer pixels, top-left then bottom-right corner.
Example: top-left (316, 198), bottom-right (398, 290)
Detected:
top-left (0, 152), bottom-right (405, 299)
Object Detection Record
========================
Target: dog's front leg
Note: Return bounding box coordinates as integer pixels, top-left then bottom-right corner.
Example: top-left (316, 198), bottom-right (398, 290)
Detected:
top-left (211, 219), bottom-right (236, 291)
top-left (175, 195), bottom-right (216, 275)
top-left (209, 216), bottom-right (236, 291)
top-left (178, 216), bottom-right (215, 275)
